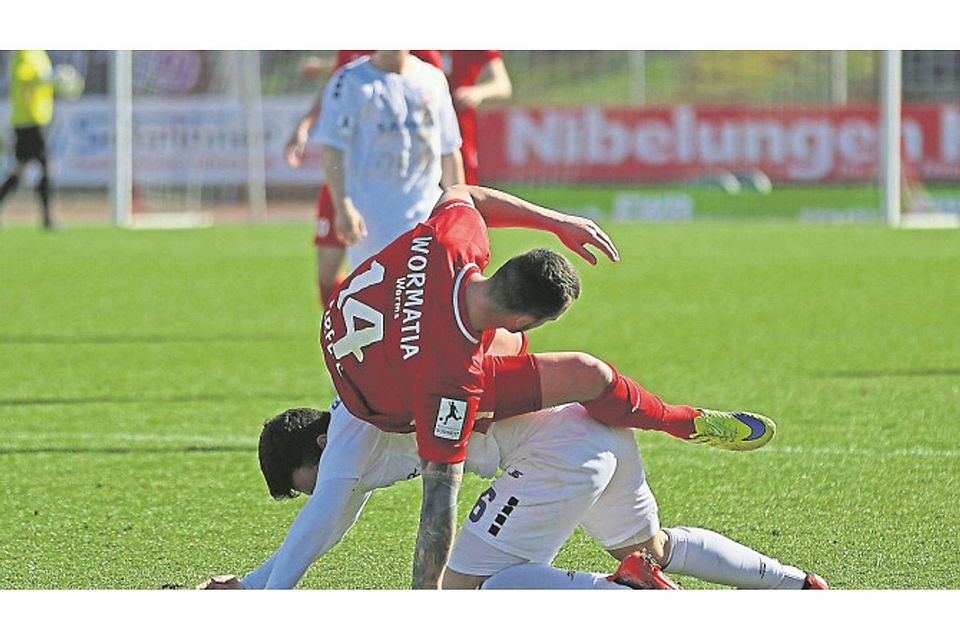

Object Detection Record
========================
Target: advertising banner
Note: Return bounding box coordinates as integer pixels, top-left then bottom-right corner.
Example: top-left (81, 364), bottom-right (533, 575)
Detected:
top-left (476, 104), bottom-right (960, 183)
top-left (1, 96), bottom-right (324, 187)
top-left (4, 99), bottom-right (959, 187)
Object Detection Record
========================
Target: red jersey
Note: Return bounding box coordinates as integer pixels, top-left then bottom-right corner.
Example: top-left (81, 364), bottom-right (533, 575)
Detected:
top-left (320, 198), bottom-right (495, 463)
top-left (335, 50), bottom-right (443, 70)
top-left (446, 50), bottom-right (502, 184)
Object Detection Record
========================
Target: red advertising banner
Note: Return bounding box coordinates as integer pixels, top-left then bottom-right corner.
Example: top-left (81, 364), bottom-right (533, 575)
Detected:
top-left (476, 104), bottom-right (960, 183)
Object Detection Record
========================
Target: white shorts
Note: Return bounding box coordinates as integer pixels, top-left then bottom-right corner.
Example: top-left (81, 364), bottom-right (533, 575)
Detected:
top-left (447, 404), bottom-right (660, 576)
top-left (318, 398), bottom-right (501, 492)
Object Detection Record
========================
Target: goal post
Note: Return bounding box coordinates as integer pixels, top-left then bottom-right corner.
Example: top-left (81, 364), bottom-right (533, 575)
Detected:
top-left (108, 50), bottom-right (270, 228)
top-left (110, 50), bottom-right (132, 227)
top-left (880, 50), bottom-right (960, 229)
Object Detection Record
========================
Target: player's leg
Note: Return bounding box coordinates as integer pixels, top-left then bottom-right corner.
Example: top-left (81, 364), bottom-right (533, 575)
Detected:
top-left (580, 422), bottom-right (824, 589)
top-left (23, 126), bottom-right (55, 228)
top-left (444, 533), bottom-right (629, 590)
top-left (607, 527), bottom-right (825, 589)
top-left (36, 155), bottom-right (54, 229)
top-left (314, 184), bottom-right (346, 306)
top-left (0, 128), bottom-right (31, 212)
top-left (461, 139), bottom-right (479, 185)
top-left (316, 246), bottom-right (345, 307)
top-left (535, 352), bottom-right (775, 451)
top-left (445, 405), bottom-right (626, 589)
top-left (0, 162), bottom-right (24, 208)
top-left (537, 353), bottom-right (697, 436)
top-left (485, 352), bottom-right (716, 441)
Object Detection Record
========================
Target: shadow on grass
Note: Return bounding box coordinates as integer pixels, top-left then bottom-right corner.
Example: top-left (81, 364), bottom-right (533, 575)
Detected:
top-left (818, 368), bottom-right (960, 378)
top-left (0, 392), bottom-right (315, 407)
top-left (0, 333), bottom-right (304, 345)
top-left (0, 445), bottom-right (251, 456)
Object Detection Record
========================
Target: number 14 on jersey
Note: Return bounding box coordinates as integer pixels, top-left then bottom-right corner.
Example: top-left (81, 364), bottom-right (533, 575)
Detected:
top-left (322, 261), bottom-right (386, 365)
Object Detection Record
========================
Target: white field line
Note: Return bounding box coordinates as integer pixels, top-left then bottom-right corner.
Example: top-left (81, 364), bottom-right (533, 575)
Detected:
top-left (1, 431), bottom-right (252, 446)
top-left (639, 441), bottom-right (960, 459)
top-left (2, 431), bottom-right (960, 459)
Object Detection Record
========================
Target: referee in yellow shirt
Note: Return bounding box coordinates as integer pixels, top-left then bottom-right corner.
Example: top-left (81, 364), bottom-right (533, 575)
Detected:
top-left (0, 50), bottom-right (57, 229)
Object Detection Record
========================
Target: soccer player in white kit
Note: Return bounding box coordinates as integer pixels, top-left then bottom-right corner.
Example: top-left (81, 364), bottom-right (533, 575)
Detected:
top-left (197, 403), bottom-right (827, 590)
top-left (316, 50), bottom-right (464, 279)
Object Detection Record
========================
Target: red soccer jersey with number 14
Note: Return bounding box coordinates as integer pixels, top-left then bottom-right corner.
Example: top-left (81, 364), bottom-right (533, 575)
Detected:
top-left (320, 199), bottom-right (494, 463)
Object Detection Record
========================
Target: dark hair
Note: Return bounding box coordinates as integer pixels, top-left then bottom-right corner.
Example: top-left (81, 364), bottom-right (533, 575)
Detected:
top-left (258, 408), bottom-right (330, 500)
top-left (488, 248), bottom-right (580, 320)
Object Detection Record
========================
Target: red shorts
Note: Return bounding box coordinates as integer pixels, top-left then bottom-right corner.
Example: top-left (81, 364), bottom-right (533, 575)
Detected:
top-left (480, 354), bottom-right (543, 423)
top-left (314, 184), bottom-right (345, 248)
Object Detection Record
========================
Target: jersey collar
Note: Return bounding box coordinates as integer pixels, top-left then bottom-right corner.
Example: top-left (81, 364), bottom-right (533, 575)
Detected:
top-left (453, 263), bottom-right (482, 344)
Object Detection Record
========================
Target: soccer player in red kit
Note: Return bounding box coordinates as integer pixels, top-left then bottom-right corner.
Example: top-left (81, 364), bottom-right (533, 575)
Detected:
top-left (284, 50), bottom-right (445, 305)
top-left (445, 50), bottom-right (512, 184)
top-left (320, 184), bottom-right (776, 588)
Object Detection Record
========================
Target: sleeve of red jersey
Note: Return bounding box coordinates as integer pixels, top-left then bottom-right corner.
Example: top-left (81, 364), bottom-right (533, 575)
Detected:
top-left (413, 358), bottom-right (485, 464)
top-left (425, 200), bottom-right (491, 271)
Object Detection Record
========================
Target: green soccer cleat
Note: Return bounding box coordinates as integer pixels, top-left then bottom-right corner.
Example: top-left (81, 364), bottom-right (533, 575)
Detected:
top-left (689, 410), bottom-right (776, 451)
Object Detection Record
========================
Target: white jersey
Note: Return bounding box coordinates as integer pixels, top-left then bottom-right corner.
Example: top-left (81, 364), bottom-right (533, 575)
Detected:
top-left (315, 55), bottom-right (462, 268)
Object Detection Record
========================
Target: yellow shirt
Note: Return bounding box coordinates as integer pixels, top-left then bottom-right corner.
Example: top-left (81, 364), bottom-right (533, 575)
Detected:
top-left (8, 50), bottom-right (54, 128)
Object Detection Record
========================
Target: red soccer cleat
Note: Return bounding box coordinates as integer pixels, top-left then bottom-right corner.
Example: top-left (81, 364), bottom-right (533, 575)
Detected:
top-left (802, 572), bottom-right (830, 590)
top-left (607, 549), bottom-right (680, 590)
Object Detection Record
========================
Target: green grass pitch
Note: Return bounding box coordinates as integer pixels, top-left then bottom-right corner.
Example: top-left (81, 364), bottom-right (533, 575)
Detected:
top-left (1, 216), bottom-right (958, 589)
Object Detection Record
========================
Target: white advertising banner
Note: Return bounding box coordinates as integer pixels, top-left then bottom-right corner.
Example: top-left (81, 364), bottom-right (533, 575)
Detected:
top-left (0, 96), bottom-right (326, 187)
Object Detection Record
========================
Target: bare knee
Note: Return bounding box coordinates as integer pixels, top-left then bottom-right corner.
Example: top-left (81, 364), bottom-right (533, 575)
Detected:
top-left (609, 529), bottom-right (671, 567)
top-left (538, 352), bottom-right (614, 407)
top-left (566, 352), bottom-right (614, 400)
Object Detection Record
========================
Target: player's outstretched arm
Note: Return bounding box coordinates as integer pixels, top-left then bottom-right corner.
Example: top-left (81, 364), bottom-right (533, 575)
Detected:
top-left (412, 460), bottom-right (464, 589)
top-left (197, 478), bottom-right (365, 590)
top-left (444, 185), bottom-right (620, 265)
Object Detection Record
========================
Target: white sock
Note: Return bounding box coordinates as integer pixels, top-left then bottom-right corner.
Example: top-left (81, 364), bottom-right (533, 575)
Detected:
top-left (480, 563), bottom-right (629, 590)
top-left (662, 526), bottom-right (807, 589)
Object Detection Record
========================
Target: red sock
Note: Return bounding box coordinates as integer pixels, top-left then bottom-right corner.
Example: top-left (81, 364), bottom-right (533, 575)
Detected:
top-left (582, 364), bottom-right (699, 440)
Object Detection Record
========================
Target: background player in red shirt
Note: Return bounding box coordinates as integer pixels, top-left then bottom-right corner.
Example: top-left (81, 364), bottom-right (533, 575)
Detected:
top-left (321, 184), bottom-right (775, 588)
top-left (283, 50), bottom-right (445, 306)
top-left (445, 51), bottom-right (512, 185)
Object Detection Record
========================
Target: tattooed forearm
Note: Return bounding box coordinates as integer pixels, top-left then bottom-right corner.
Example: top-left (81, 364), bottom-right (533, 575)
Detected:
top-left (412, 460), bottom-right (464, 589)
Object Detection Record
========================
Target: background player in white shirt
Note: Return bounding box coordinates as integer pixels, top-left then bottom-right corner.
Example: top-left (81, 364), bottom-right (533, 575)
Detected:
top-left (316, 50), bottom-right (464, 276)
top-left (196, 403), bottom-right (827, 590)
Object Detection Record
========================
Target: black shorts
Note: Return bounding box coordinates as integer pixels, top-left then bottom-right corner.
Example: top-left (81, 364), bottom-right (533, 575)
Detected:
top-left (14, 125), bottom-right (47, 164)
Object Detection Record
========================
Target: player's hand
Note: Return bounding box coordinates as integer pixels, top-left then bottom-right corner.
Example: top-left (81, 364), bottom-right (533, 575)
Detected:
top-left (195, 575), bottom-right (243, 590)
top-left (552, 215), bottom-right (620, 265)
top-left (335, 201), bottom-right (368, 245)
top-left (284, 132), bottom-right (308, 168)
top-left (453, 86), bottom-right (485, 110)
